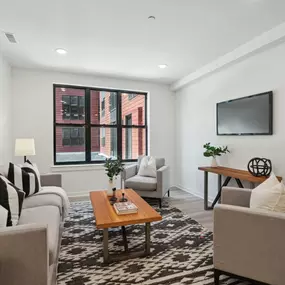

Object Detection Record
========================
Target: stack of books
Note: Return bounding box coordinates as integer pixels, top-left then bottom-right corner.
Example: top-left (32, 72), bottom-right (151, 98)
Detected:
top-left (113, 201), bottom-right (138, 215)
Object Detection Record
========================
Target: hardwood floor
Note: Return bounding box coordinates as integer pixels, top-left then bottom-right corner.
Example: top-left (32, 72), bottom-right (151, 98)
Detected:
top-left (166, 187), bottom-right (213, 231)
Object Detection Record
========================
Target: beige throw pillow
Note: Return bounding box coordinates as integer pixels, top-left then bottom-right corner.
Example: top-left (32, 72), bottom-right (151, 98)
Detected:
top-left (138, 156), bottom-right (157, 178)
top-left (250, 174), bottom-right (285, 213)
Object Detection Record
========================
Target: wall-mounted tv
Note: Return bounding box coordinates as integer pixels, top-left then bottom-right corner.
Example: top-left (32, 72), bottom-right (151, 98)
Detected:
top-left (217, 91), bottom-right (273, 136)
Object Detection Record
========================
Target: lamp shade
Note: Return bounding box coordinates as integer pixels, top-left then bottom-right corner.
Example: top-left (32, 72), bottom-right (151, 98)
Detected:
top-left (15, 138), bottom-right (36, 156)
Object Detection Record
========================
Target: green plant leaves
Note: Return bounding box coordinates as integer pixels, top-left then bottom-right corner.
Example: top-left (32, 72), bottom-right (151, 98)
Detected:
top-left (203, 142), bottom-right (230, 158)
top-left (104, 157), bottom-right (124, 179)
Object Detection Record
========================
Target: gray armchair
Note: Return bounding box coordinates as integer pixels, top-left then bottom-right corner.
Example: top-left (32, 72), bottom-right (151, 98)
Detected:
top-left (122, 156), bottom-right (170, 207)
top-left (214, 186), bottom-right (285, 285)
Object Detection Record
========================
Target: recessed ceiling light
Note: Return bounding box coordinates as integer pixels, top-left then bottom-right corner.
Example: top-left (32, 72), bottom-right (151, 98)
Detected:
top-left (55, 48), bottom-right (67, 55)
top-left (148, 16), bottom-right (156, 20)
top-left (158, 64), bottom-right (168, 69)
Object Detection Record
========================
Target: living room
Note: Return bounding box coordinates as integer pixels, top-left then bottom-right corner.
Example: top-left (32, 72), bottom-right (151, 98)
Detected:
top-left (1, 1), bottom-right (285, 285)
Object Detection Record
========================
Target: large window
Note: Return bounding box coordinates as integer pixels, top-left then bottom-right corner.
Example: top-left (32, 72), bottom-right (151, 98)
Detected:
top-left (54, 85), bottom-right (147, 164)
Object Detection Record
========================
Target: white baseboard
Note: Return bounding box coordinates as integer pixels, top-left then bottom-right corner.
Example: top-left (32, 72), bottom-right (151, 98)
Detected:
top-left (68, 186), bottom-right (216, 203)
top-left (175, 184), bottom-right (215, 203)
top-left (68, 191), bottom-right (90, 201)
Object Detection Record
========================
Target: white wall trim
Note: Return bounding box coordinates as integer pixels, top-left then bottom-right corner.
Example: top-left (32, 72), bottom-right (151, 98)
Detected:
top-left (171, 21), bottom-right (285, 91)
top-left (68, 191), bottom-right (91, 201)
top-left (51, 164), bottom-right (105, 172)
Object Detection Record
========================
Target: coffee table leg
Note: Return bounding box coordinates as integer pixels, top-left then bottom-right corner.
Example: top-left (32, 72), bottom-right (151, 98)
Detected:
top-left (103, 228), bottom-right (109, 263)
top-left (122, 226), bottom-right (128, 252)
top-left (145, 222), bottom-right (151, 255)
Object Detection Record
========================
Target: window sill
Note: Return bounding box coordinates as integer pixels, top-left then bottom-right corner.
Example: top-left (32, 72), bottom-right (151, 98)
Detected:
top-left (51, 164), bottom-right (105, 172)
top-left (51, 162), bottom-right (135, 173)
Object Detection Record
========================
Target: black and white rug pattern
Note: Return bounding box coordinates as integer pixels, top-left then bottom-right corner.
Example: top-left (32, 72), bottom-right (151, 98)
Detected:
top-left (58, 201), bottom-right (250, 285)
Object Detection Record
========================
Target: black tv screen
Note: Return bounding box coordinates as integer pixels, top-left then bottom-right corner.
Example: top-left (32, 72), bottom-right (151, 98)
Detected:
top-left (217, 91), bottom-right (273, 135)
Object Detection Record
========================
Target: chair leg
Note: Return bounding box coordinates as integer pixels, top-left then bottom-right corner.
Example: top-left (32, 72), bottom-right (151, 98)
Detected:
top-left (214, 269), bottom-right (220, 285)
top-left (168, 189), bottom-right (170, 197)
top-left (158, 198), bottom-right (162, 208)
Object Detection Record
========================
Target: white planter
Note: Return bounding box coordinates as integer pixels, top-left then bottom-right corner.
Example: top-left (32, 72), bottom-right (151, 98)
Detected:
top-left (211, 157), bottom-right (218, 167)
top-left (107, 178), bottom-right (114, 195)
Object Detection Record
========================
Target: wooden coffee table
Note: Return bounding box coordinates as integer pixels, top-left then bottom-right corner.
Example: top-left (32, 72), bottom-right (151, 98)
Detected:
top-left (90, 189), bottom-right (162, 263)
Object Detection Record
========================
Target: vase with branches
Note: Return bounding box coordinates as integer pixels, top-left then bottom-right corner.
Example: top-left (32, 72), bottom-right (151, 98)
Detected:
top-left (104, 157), bottom-right (124, 194)
top-left (203, 142), bottom-right (230, 167)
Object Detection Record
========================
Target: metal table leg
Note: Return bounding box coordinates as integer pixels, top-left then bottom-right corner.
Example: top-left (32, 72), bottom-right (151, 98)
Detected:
top-left (103, 228), bottom-right (109, 263)
top-left (235, 178), bottom-right (244, 188)
top-left (211, 176), bottom-right (232, 208)
top-left (122, 226), bottom-right (128, 252)
top-left (218, 174), bottom-right (222, 203)
top-left (204, 171), bottom-right (209, 210)
top-left (145, 222), bottom-right (150, 255)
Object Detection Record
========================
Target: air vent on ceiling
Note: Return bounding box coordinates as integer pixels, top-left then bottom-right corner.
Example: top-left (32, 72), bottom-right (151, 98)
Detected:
top-left (5, 32), bottom-right (17, 43)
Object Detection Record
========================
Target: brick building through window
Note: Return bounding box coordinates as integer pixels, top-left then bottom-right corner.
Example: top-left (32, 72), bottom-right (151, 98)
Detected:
top-left (54, 85), bottom-right (147, 164)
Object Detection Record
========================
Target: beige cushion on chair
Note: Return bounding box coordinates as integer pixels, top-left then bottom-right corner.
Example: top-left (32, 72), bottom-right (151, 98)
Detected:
top-left (137, 156), bottom-right (165, 171)
top-left (138, 156), bottom-right (157, 178)
top-left (125, 175), bottom-right (157, 191)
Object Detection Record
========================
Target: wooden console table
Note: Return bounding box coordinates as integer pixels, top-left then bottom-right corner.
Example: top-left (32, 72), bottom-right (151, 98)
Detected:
top-left (198, 166), bottom-right (282, 210)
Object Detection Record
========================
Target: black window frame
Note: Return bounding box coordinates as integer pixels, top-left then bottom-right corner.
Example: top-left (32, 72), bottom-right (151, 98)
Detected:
top-left (53, 84), bottom-right (148, 165)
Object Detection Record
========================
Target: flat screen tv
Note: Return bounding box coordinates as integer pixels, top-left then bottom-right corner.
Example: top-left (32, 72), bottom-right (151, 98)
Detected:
top-left (217, 91), bottom-right (273, 136)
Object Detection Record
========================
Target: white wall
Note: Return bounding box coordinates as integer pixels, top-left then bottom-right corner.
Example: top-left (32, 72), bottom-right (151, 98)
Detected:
top-left (0, 51), bottom-right (12, 173)
top-left (175, 42), bottom-right (285, 200)
top-left (12, 68), bottom-right (175, 196)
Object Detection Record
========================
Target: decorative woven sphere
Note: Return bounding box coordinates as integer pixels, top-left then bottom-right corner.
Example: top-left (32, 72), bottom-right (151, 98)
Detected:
top-left (247, 157), bottom-right (272, 177)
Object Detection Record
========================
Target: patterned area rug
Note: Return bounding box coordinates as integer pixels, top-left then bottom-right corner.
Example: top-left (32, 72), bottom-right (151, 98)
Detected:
top-left (58, 201), bottom-right (249, 285)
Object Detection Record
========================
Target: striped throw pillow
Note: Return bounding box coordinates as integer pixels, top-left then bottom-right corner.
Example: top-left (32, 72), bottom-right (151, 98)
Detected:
top-left (0, 205), bottom-right (8, 227)
top-left (0, 175), bottom-right (25, 226)
top-left (8, 162), bottom-right (41, 197)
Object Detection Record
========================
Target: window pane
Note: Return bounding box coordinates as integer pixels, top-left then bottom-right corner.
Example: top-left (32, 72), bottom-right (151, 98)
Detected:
top-left (121, 93), bottom-right (145, 126)
top-left (55, 126), bottom-right (86, 163)
top-left (90, 91), bottom-right (117, 124)
top-left (55, 87), bottom-right (85, 124)
top-left (91, 127), bottom-right (117, 161)
top-left (122, 127), bottom-right (146, 160)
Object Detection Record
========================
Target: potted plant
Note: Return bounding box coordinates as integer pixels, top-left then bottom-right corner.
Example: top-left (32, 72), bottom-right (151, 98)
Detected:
top-left (203, 142), bottom-right (230, 167)
top-left (104, 157), bottom-right (124, 195)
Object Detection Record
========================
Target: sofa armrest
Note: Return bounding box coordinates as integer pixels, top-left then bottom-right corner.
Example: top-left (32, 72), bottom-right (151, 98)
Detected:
top-left (214, 204), bottom-right (285, 284)
top-left (41, 174), bottom-right (62, 187)
top-left (221, 187), bottom-right (252, 207)
top-left (157, 165), bottom-right (170, 197)
top-left (122, 164), bottom-right (137, 181)
top-left (0, 224), bottom-right (49, 285)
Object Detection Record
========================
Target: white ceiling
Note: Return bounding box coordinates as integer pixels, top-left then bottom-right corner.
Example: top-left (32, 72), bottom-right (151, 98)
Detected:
top-left (1, 0), bottom-right (285, 84)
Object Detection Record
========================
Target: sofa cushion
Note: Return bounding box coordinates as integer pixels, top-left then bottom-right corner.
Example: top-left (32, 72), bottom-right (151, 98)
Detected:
top-left (125, 175), bottom-right (157, 191)
top-left (18, 206), bottom-right (60, 265)
top-left (22, 192), bottom-right (63, 216)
